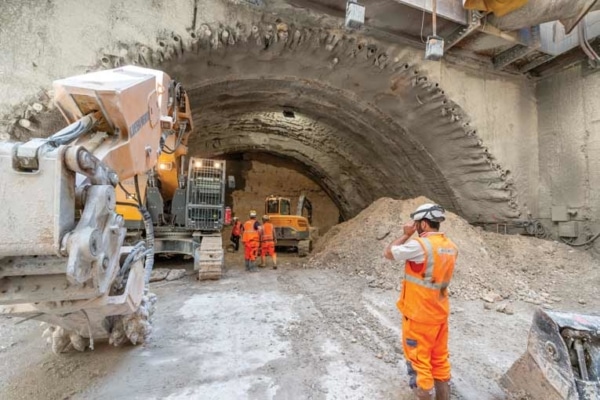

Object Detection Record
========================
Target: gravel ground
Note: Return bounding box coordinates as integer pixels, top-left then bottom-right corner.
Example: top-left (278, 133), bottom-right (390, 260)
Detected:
top-left (0, 249), bottom-right (597, 400)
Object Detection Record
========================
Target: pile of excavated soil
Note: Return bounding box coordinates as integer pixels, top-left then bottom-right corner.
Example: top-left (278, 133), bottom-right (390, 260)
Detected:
top-left (308, 197), bottom-right (599, 307)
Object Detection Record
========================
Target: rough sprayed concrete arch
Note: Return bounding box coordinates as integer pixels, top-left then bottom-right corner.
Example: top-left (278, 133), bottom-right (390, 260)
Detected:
top-left (96, 20), bottom-right (519, 221)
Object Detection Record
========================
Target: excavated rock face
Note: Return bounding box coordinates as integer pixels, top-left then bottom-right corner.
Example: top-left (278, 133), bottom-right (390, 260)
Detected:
top-left (3, 6), bottom-right (520, 222)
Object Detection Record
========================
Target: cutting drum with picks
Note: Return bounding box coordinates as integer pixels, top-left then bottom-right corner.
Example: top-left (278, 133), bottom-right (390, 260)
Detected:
top-left (0, 66), bottom-right (225, 353)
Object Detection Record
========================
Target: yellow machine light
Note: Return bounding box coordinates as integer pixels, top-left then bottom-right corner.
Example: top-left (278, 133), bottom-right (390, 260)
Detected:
top-left (215, 162), bottom-right (221, 168)
top-left (194, 160), bottom-right (203, 168)
top-left (158, 162), bottom-right (173, 171)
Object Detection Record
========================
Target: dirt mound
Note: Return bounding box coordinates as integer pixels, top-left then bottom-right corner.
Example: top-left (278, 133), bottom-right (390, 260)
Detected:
top-left (309, 197), bottom-right (599, 306)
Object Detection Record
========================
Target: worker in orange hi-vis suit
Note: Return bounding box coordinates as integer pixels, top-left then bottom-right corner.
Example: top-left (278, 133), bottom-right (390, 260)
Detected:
top-left (259, 215), bottom-right (278, 269)
top-left (230, 217), bottom-right (242, 252)
top-left (384, 204), bottom-right (458, 400)
top-left (241, 210), bottom-right (261, 272)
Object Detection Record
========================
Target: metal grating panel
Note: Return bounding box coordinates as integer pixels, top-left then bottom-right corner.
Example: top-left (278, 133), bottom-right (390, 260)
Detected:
top-left (186, 158), bottom-right (226, 231)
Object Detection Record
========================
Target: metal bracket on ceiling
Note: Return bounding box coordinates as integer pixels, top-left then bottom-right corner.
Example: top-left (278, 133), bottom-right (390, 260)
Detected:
top-left (493, 44), bottom-right (536, 70)
top-left (445, 10), bottom-right (484, 50)
top-left (518, 54), bottom-right (556, 73)
top-left (493, 25), bottom-right (541, 70)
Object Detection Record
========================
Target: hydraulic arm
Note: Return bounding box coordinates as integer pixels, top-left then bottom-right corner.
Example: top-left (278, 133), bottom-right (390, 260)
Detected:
top-left (0, 66), bottom-right (192, 352)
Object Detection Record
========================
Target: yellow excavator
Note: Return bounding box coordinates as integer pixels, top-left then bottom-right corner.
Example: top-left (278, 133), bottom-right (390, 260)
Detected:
top-left (264, 194), bottom-right (313, 256)
top-left (0, 66), bottom-right (224, 353)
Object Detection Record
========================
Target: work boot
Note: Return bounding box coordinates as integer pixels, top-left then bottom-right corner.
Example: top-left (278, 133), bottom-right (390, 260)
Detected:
top-left (413, 387), bottom-right (434, 400)
top-left (245, 260), bottom-right (250, 271)
top-left (250, 262), bottom-right (259, 272)
top-left (434, 381), bottom-right (450, 400)
top-left (273, 264), bottom-right (277, 270)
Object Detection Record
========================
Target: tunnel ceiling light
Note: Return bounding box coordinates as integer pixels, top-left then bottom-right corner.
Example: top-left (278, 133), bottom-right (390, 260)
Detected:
top-left (425, 0), bottom-right (444, 61)
top-left (425, 36), bottom-right (444, 61)
top-left (345, 0), bottom-right (365, 29)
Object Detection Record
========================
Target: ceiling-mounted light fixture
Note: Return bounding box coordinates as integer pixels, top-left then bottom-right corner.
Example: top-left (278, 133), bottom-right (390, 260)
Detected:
top-left (345, 0), bottom-right (365, 29)
top-left (425, 0), bottom-right (444, 61)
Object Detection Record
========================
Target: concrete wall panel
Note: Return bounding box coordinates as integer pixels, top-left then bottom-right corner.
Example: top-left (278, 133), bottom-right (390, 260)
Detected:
top-left (537, 66), bottom-right (591, 224)
top-left (422, 63), bottom-right (539, 216)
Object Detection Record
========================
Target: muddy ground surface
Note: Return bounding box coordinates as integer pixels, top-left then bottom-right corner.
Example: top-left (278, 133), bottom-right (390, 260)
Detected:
top-left (0, 250), bottom-right (597, 400)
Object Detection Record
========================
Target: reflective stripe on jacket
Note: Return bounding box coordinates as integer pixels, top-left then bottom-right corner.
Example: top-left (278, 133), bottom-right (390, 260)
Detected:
top-left (242, 220), bottom-right (259, 243)
top-left (261, 222), bottom-right (275, 243)
top-left (397, 234), bottom-right (458, 324)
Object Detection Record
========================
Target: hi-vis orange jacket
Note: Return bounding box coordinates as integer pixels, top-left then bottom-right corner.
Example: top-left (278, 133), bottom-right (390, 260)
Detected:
top-left (242, 220), bottom-right (259, 244)
top-left (397, 233), bottom-right (458, 324)
top-left (261, 222), bottom-right (275, 243)
top-left (232, 221), bottom-right (241, 236)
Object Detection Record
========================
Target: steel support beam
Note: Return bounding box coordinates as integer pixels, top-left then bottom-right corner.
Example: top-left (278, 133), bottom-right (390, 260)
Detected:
top-left (493, 25), bottom-right (540, 70)
top-left (493, 45), bottom-right (535, 69)
top-left (392, 0), bottom-right (467, 25)
top-left (518, 54), bottom-right (556, 73)
top-left (445, 10), bottom-right (482, 50)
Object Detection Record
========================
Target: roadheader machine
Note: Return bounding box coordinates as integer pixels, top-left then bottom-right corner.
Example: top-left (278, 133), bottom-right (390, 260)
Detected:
top-left (0, 66), bottom-right (225, 352)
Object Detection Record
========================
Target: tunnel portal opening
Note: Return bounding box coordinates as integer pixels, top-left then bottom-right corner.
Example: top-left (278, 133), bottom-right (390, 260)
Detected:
top-left (184, 77), bottom-right (459, 221)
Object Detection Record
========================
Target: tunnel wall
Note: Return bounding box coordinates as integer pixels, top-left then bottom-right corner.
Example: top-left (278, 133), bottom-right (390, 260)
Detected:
top-left (420, 63), bottom-right (540, 217)
top-left (0, 0), bottom-right (539, 222)
top-left (536, 65), bottom-right (600, 238)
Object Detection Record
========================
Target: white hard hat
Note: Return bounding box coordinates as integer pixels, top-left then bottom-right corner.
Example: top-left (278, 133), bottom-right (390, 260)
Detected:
top-left (249, 210), bottom-right (257, 218)
top-left (410, 203), bottom-right (446, 222)
top-left (262, 215), bottom-right (270, 221)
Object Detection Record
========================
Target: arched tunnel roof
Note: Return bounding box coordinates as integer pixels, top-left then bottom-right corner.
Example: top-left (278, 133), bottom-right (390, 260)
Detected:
top-left (10, 20), bottom-right (520, 222)
top-left (186, 77), bottom-right (449, 220)
top-left (152, 23), bottom-right (520, 221)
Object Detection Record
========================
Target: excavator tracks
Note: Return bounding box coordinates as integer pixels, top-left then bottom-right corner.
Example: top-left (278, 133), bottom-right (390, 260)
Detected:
top-left (298, 240), bottom-right (311, 257)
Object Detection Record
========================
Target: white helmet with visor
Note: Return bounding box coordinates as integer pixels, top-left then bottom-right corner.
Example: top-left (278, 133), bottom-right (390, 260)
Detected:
top-left (410, 203), bottom-right (446, 222)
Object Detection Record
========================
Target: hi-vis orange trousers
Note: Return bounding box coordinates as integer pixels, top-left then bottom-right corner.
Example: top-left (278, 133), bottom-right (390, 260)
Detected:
top-left (244, 241), bottom-right (259, 261)
top-left (402, 316), bottom-right (451, 391)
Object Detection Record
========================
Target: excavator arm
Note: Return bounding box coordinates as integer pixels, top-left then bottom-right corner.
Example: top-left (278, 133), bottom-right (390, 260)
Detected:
top-left (0, 66), bottom-right (191, 352)
top-left (296, 193), bottom-right (313, 225)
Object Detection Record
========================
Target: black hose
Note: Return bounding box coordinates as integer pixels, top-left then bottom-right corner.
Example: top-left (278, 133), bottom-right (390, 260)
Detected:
top-left (139, 206), bottom-right (155, 285)
top-left (130, 176), bottom-right (154, 285)
top-left (134, 176), bottom-right (143, 207)
top-left (47, 115), bottom-right (96, 147)
top-left (117, 183), bottom-right (139, 204)
top-left (561, 231), bottom-right (600, 247)
top-left (116, 201), bottom-right (140, 209)
top-left (119, 241), bottom-right (146, 277)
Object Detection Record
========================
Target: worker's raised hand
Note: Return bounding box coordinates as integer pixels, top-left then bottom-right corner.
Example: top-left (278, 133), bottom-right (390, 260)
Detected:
top-left (403, 221), bottom-right (417, 237)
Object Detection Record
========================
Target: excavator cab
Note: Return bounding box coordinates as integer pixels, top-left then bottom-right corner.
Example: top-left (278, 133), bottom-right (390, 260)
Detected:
top-left (266, 196), bottom-right (292, 216)
top-left (502, 309), bottom-right (600, 399)
top-left (264, 195), bottom-right (312, 256)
